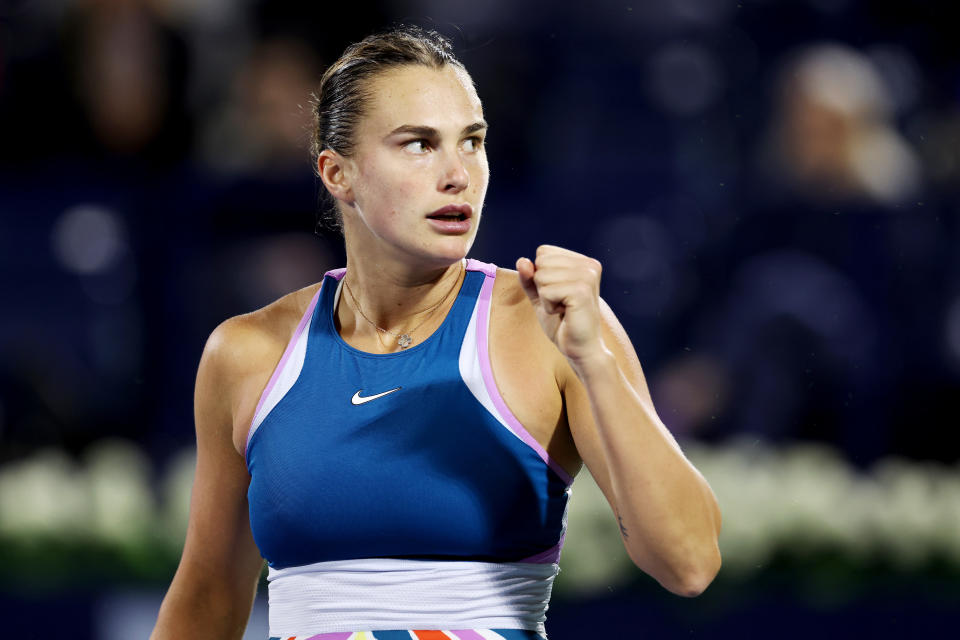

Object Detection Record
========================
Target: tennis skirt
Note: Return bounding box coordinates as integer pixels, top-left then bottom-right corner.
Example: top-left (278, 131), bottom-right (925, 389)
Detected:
top-left (268, 630), bottom-right (546, 640)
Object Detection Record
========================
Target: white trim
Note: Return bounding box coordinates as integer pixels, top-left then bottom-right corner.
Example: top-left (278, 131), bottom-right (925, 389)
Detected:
top-left (458, 298), bottom-right (520, 441)
top-left (249, 313), bottom-right (312, 440)
top-left (267, 558), bottom-right (556, 636)
top-left (334, 275), bottom-right (344, 310)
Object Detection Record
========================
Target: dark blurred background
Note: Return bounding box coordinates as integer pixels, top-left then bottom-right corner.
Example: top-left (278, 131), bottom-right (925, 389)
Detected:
top-left (1, 0), bottom-right (958, 638)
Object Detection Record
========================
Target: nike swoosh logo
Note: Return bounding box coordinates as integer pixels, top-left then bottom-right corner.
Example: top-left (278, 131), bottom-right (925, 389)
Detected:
top-left (351, 387), bottom-right (402, 405)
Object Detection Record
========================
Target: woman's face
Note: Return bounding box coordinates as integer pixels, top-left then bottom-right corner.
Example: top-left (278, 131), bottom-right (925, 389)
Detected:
top-left (342, 64), bottom-right (489, 267)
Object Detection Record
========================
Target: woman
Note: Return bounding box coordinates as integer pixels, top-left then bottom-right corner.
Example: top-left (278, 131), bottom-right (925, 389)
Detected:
top-left (151, 25), bottom-right (721, 640)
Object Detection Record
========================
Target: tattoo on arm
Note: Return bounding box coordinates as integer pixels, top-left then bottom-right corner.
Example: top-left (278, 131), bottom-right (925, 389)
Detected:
top-left (617, 511), bottom-right (629, 539)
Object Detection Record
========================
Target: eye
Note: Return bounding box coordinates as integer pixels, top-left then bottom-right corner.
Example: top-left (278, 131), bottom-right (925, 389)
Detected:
top-left (403, 139), bottom-right (430, 154)
top-left (461, 136), bottom-right (484, 152)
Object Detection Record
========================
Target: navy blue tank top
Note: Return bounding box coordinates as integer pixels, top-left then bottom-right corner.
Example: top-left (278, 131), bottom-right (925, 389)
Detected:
top-left (245, 260), bottom-right (573, 570)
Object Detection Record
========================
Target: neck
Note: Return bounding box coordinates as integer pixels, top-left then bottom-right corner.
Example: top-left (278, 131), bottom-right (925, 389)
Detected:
top-left (344, 257), bottom-right (464, 323)
top-left (334, 209), bottom-right (473, 350)
top-left (336, 245), bottom-right (466, 349)
top-left (339, 212), bottom-right (471, 320)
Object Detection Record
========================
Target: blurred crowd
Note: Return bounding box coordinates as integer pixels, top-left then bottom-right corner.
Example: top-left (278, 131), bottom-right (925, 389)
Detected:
top-left (1, 0), bottom-right (958, 470)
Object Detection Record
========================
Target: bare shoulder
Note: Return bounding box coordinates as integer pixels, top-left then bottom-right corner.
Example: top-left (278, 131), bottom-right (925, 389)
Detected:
top-left (491, 266), bottom-right (564, 368)
top-left (492, 267), bottom-right (535, 323)
top-left (204, 282), bottom-right (321, 373)
top-left (197, 282), bottom-right (323, 453)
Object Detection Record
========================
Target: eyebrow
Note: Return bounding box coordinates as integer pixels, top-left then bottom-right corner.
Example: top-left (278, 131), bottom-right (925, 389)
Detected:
top-left (385, 120), bottom-right (488, 139)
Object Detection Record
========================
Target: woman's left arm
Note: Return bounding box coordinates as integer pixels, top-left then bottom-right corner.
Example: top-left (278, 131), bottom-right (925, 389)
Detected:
top-left (517, 245), bottom-right (722, 597)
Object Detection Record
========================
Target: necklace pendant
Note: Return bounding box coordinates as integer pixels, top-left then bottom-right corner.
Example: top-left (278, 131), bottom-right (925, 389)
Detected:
top-left (397, 334), bottom-right (413, 349)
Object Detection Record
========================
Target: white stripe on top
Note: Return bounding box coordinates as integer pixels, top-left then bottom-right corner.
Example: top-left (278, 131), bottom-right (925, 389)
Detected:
top-left (457, 286), bottom-right (517, 440)
top-left (267, 558), bottom-right (556, 636)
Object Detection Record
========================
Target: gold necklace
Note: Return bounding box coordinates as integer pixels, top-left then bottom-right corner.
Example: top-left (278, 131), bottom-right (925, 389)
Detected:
top-left (343, 261), bottom-right (463, 350)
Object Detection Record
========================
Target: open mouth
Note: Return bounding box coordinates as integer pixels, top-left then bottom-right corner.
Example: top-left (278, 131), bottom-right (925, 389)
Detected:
top-left (427, 204), bottom-right (473, 222)
top-left (427, 213), bottom-right (468, 222)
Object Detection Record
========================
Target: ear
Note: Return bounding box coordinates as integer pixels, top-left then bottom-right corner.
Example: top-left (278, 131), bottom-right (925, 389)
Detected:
top-left (317, 149), bottom-right (355, 204)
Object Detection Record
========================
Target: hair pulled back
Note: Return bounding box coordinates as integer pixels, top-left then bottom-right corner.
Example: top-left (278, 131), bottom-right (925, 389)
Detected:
top-left (311, 25), bottom-right (466, 232)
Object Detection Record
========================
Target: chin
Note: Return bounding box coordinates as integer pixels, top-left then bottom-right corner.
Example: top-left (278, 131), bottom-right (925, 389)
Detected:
top-left (422, 237), bottom-right (475, 265)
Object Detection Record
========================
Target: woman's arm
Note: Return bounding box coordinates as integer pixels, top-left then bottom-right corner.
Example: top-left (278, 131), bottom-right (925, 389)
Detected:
top-left (151, 320), bottom-right (267, 638)
top-left (517, 246), bottom-right (721, 597)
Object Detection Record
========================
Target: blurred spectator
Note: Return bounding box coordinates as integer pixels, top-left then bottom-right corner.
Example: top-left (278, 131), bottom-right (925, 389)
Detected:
top-left (757, 43), bottom-right (921, 208)
top-left (714, 39), bottom-right (951, 464)
top-left (198, 37), bottom-right (320, 175)
top-left (61, 0), bottom-right (192, 166)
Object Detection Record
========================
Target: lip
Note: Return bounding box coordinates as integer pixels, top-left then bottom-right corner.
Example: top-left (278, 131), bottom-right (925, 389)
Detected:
top-left (427, 204), bottom-right (473, 219)
top-left (425, 204), bottom-right (473, 235)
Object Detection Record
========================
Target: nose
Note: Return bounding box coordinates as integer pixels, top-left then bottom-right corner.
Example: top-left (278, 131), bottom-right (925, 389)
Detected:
top-left (439, 149), bottom-right (469, 193)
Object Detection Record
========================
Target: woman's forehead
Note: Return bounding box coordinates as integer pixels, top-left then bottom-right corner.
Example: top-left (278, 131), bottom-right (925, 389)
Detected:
top-left (363, 65), bottom-right (483, 133)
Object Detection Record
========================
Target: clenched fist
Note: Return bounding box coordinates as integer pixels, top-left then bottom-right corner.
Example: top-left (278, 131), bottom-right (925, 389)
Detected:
top-left (516, 245), bottom-right (607, 365)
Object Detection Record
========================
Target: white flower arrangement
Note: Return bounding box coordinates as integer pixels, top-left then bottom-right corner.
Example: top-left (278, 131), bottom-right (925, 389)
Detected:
top-left (0, 438), bottom-right (957, 590)
top-left (560, 437), bottom-right (960, 593)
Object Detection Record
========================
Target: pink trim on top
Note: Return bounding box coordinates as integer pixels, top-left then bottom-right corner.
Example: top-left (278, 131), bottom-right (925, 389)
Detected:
top-left (244, 285), bottom-right (323, 462)
top-left (465, 257), bottom-right (497, 277)
top-left (519, 531), bottom-right (565, 564)
top-left (325, 267), bottom-right (347, 280)
top-left (475, 269), bottom-right (575, 486)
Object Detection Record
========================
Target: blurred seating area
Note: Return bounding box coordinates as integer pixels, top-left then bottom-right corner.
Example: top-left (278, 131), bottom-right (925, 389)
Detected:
top-left (1, 0), bottom-right (959, 635)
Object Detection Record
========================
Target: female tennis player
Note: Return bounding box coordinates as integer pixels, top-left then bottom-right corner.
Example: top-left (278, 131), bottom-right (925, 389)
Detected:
top-left (151, 25), bottom-right (721, 640)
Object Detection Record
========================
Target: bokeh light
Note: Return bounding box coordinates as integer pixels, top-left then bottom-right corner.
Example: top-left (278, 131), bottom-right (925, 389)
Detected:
top-left (592, 214), bottom-right (680, 318)
top-left (51, 205), bottom-right (127, 276)
top-left (646, 42), bottom-right (724, 117)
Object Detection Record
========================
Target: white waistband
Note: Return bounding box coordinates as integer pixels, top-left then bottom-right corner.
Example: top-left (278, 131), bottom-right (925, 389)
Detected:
top-left (267, 558), bottom-right (559, 636)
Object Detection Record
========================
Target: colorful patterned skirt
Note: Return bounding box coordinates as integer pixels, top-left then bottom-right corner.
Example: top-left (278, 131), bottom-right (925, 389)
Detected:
top-left (269, 630), bottom-right (547, 640)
